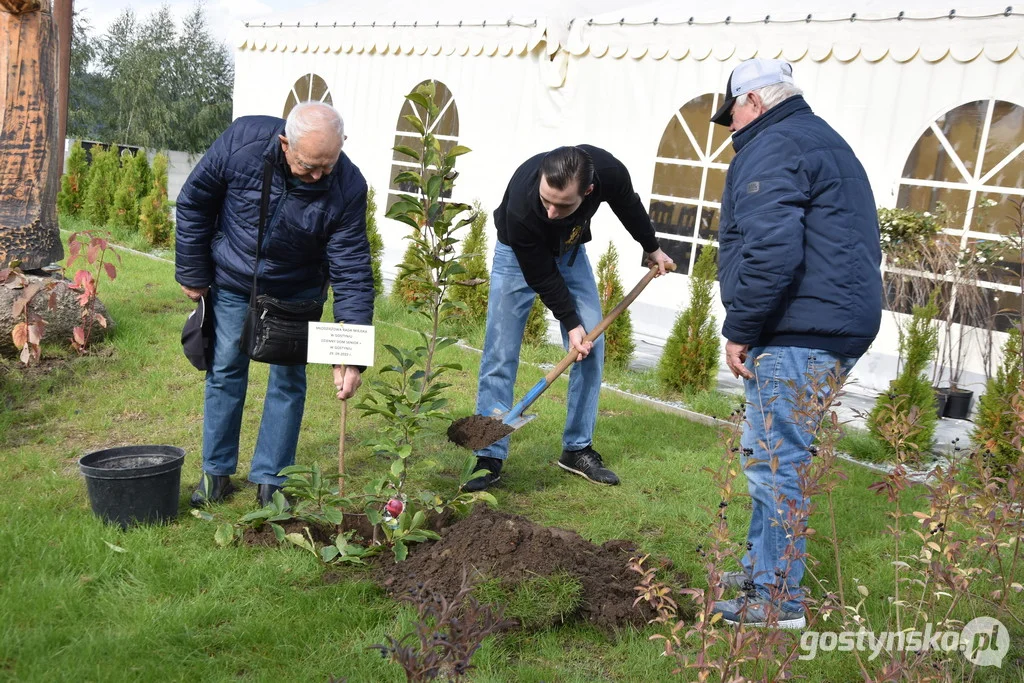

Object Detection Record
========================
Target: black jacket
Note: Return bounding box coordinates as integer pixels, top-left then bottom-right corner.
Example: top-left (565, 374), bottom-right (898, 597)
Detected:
top-left (495, 145), bottom-right (661, 330)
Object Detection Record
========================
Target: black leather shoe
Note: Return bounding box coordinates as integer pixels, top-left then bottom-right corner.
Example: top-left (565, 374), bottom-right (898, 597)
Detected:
top-left (257, 483), bottom-right (284, 508)
top-left (190, 473), bottom-right (236, 507)
top-left (463, 457), bottom-right (502, 492)
top-left (558, 446), bottom-right (620, 485)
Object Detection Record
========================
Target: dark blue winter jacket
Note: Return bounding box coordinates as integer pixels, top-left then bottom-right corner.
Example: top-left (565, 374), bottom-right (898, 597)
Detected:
top-left (175, 116), bottom-right (374, 326)
top-left (718, 96), bottom-right (882, 358)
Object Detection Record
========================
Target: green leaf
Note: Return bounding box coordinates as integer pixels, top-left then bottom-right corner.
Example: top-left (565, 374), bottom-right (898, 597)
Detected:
top-left (271, 523), bottom-right (286, 543)
top-left (392, 145), bottom-right (420, 161)
top-left (402, 114), bottom-right (425, 135)
top-left (405, 92), bottom-right (432, 110)
top-left (392, 171), bottom-right (424, 188)
top-left (214, 524), bottom-right (236, 547)
top-left (104, 541), bottom-right (127, 553)
top-left (323, 507), bottom-right (343, 525)
top-left (190, 509), bottom-right (214, 522)
top-left (393, 539), bottom-right (408, 563)
top-left (411, 510), bottom-right (426, 530)
top-left (476, 492), bottom-right (499, 508)
top-left (285, 532), bottom-right (315, 553)
top-left (446, 145), bottom-right (472, 158)
top-left (320, 546), bottom-right (340, 562)
top-left (426, 174), bottom-right (443, 200)
top-left (366, 508), bottom-right (383, 526)
top-left (390, 459), bottom-right (405, 478)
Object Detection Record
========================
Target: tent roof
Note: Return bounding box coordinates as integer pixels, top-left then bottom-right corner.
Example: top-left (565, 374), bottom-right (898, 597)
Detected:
top-left (235, 0), bottom-right (1024, 64)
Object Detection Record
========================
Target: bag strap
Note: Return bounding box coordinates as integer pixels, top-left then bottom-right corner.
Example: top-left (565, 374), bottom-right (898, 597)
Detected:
top-left (250, 158), bottom-right (274, 306)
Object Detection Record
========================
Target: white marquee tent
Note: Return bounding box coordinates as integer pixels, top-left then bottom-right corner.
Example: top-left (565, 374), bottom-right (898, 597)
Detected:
top-left (231, 0), bottom-right (1024, 394)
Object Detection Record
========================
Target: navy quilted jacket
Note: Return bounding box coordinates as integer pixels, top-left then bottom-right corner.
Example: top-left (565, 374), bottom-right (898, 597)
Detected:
top-left (174, 115), bottom-right (374, 326)
top-left (718, 96), bottom-right (882, 358)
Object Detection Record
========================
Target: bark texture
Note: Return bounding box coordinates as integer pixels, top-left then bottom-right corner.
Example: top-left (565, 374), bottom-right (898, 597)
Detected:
top-left (0, 0), bottom-right (65, 270)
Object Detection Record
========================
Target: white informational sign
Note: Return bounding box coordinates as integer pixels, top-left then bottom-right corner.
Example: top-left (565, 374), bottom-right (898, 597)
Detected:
top-left (307, 322), bottom-right (375, 367)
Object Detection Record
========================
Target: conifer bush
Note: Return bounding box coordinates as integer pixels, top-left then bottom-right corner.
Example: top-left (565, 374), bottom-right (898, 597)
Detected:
top-left (451, 202), bottom-right (490, 323)
top-left (522, 296), bottom-right (549, 347)
top-left (391, 239), bottom-right (431, 305)
top-left (83, 146), bottom-right (119, 226)
top-left (659, 245), bottom-right (720, 393)
top-left (868, 297), bottom-right (940, 462)
top-left (365, 186), bottom-right (385, 296)
top-left (596, 242), bottom-right (634, 370)
top-left (138, 153), bottom-right (173, 246)
top-left (131, 150), bottom-right (151, 201)
top-left (972, 327), bottom-right (1023, 473)
top-left (57, 140), bottom-right (89, 217)
top-left (110, 151), bottom-right (141, 232)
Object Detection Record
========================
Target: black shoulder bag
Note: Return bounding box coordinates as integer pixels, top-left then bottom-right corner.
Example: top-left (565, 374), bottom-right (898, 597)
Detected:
top-left (238, 160), bottom-right (325, 365)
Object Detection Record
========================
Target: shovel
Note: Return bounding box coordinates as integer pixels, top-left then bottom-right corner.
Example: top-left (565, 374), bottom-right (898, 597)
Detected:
top-left (447, 262), bottom-right (675, 451)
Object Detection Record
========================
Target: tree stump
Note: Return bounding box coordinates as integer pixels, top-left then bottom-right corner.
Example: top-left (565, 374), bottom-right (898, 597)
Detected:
top-left (0, 0), bottom-right (64, 270)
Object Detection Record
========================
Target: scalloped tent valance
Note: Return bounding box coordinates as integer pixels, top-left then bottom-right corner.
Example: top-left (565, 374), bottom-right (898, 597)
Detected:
top-left (234, 2), bottom-right (1024, 64)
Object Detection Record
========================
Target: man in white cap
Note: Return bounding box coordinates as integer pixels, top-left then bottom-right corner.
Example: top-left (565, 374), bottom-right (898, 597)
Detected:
top-left (710, 59), bottom-right (883, 628)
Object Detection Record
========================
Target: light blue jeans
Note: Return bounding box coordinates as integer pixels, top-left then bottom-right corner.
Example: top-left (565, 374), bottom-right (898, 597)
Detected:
top-left (474, 242), bottom-right (604, 460)
top-left (202, 284), bottom-right (322, 485)
top-left (740, 345), bottom-right (857, 610)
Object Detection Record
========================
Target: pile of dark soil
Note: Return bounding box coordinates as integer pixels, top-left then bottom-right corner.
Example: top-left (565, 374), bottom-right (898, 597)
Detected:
top-left (377, 507), bottom-right (682, 631)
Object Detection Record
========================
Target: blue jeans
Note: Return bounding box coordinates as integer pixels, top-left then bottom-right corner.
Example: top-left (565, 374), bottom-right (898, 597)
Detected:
top-left (202, 284), bottom-right (321, 485)
top-left (474, 242), bottom-right (604, 460)
top-left (740, 345), bottom-right (857, 610)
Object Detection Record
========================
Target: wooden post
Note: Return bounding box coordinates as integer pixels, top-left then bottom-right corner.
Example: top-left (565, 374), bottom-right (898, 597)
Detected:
top-left (0, 0), bottom-right (65, 270)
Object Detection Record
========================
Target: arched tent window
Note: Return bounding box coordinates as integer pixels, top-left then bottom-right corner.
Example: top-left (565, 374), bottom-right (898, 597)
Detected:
top-left (648, 93), bottom-right (733, 275)
top-left (387, 79), bottom-right (460, 210)
top-left (282, 73), bottom-right (333, 118)
top-left (898, 99), bottom-right (1024, 330)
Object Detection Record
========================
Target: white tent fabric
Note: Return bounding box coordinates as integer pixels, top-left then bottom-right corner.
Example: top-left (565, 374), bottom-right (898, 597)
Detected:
top-left (231, 1), bottom-right (1024, 394)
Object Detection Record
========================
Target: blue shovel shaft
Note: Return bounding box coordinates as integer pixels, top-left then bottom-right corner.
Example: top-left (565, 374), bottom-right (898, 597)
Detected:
top-left (502, 378), bottom-right (548, 425)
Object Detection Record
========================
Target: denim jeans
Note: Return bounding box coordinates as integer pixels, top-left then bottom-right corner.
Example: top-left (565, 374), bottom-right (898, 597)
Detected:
top-left (202, 284), bottom-right (322, 485)
top-left (740, 345), bottom-right (857, 610)
top-left (474, 242), bottom-right (604, 460)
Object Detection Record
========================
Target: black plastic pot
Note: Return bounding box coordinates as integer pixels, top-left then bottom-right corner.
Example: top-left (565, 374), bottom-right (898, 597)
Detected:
top-left (943, 389), bottom-right (975, 420)
top-left (79, 445), bottom-right (185, 529)
top-left (933, 387), bottom-right (950, 419)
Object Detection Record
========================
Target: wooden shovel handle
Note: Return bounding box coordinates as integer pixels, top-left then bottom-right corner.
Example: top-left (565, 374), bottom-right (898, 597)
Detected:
top-left (543, 262), bottom-right (675, 384)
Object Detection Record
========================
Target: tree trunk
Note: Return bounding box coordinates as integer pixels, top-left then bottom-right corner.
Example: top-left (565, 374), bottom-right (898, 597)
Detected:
top-left (54, 0), bottom-right (72, 176)
top-left (0, 0), bottom-right (65, 270)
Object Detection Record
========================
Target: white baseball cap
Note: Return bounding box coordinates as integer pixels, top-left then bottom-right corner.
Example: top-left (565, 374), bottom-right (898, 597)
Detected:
top-left (711, 58), bottom-right (795, 127)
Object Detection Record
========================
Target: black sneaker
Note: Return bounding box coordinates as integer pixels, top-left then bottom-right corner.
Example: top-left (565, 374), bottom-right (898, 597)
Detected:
top-left (463, 457), bottom-right (502, 492)
top-left (558, 446), bottom-right (620, 485)
top-left (190, 473), bottom-right (236, 507)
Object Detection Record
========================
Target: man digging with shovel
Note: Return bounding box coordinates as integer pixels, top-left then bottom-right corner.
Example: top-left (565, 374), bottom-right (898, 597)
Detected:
top-left (462, 146), bottom-right (673, 492)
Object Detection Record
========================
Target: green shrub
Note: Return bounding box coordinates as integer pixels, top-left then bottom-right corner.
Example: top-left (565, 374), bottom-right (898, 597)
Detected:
top-left (972, 327), bottom-right (1023, 473)
top-left (139, 153), bottom-right (173, 246)
top-left (109, 151), bottom-right (141, 232)
top-left (522, 296), bottom-right (549, 347)
top-left (659, 245), bottom-right (719, 393)
top-left (596, 242), bottom-right (634, 370)
top-left (83, 145), bottom-right (119, 226)
top-left (868, 297), bottom-right (940, 462)
top-left (390, 238), bottom-right (430, 305)
top-left (57, 140), bottom-right (89, 217)
top-left (450, 202), bottom-right (490, 323)
top-left (131, 150), bottom-right (152, 201)
top-left (365, 186), bottom-right (385, 296)
top-left (877, 207), bottom-right (940, 258)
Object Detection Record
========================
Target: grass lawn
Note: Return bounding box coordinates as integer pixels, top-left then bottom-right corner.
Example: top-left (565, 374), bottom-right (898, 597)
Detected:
top-left (1, 238), bottom-right (1020, 682)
